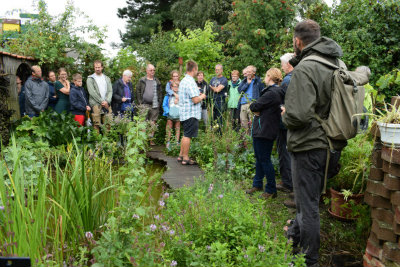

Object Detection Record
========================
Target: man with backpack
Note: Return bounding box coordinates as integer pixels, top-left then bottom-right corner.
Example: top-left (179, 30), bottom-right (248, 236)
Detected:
top-left (282, 20), bottom-right (349, 267)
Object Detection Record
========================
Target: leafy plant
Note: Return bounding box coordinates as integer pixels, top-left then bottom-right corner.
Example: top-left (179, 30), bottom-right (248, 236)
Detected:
top-left (328, 133), bottom-right (373, 194)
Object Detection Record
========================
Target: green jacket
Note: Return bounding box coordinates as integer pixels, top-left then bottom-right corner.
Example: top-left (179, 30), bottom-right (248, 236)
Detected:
top-left (86, 73), bottom-right (113, 107)
top-left (282, 37), bottom-right (347, 152)
top-left (227, 79), bottom-right (241, 109)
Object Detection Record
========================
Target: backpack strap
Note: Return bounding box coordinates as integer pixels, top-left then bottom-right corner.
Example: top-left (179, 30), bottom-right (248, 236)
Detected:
top-left (302, 55), bottom-right (340, 70)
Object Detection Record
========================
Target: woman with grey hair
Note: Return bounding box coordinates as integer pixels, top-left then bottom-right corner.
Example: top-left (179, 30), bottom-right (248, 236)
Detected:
top-left (111, 69), bottom-right (135, 117)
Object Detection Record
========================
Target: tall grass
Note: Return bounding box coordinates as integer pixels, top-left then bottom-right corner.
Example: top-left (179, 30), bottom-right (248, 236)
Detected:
top-left (0, 137), bottom-right (121, 264)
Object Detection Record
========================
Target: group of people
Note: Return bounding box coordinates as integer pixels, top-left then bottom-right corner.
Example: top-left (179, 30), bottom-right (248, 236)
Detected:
top-left (16, 18), bottom-right (369, 267)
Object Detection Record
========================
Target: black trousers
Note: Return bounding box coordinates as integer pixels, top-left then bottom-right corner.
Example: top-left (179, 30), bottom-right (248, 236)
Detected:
top-left (276, 128), bottom-right (292, 189)
top-left (287, 149), bottom-right (341, 266)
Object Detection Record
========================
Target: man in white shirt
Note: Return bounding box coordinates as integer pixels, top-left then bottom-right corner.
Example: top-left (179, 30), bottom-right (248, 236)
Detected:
top-left (87, 60), bottom-right (113, 132)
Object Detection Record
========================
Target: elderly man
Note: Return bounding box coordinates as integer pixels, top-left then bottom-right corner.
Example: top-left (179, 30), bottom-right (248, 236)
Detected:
top-left (209, 64), bottom-right (228, 128)
top-left (87, 60), bottom-right (113, 132)
top-left (136, 64), bottom-right (162, 145)
top-left (238, 65), bottom-right (263, 131)
top-left (277, 53), bottom-right (295, 199)
top-left (112, 69), bottom-right (134, 117)
top-left (24, 65), bottom-right (49, 118)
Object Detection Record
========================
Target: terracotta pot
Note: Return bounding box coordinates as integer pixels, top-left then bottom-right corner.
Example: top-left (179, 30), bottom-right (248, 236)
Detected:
top-left (329, 188), bottom-right (364, 221)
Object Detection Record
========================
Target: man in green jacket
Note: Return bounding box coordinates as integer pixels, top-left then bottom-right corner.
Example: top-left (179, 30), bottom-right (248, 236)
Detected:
top-left (87, 60), bottom-right (113, 132)
top-left (282, 20), bottom-right (343, 267)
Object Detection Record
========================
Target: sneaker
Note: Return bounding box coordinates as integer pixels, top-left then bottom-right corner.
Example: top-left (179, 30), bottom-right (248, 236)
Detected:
top-left (245, 187), bottom-right (263, 195)
top-left (259, 192), bottom-right (277, 199)
top-left (284, 199), bottom-right (296, 209)
top-left (276, 181), bottom-right (292, 193)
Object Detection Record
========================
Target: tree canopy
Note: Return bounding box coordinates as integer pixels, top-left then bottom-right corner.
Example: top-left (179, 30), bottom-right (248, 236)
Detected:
top-left (117, 0), bottom-right (176, 45)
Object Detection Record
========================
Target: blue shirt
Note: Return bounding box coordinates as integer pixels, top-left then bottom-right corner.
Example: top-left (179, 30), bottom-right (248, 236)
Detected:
top-left (209, 76), bottom-right (228, 100)
top-left (240, 79), bottom-right (254, 104)
top-left (179, 74), bottom-right (201, 121)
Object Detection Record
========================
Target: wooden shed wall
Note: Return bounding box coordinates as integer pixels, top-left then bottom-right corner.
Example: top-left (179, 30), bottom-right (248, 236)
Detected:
top-left (0, 55), bottom-right (34, 120)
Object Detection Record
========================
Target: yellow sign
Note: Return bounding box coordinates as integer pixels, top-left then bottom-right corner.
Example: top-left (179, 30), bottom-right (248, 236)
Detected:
top-left (3, 23), bottom-right (21, 32)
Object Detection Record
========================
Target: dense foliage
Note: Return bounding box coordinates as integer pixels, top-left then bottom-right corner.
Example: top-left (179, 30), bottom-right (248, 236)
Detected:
top-left (117, 0), bottom-right (176, 45)
top-left (307, 0), bottom-right (400, 85)
top-left (171, 0), bottom-right (233, 30)
top-left (222, 0), bottom-right (296, 75)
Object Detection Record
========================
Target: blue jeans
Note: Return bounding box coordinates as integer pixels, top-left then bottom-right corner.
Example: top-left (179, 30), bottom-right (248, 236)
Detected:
top-left (252, 137), bottom-right (276, 194)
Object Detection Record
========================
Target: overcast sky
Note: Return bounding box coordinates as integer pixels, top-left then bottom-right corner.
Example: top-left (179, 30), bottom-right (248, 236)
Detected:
top-left (1, 0), bottom-right (334, 58)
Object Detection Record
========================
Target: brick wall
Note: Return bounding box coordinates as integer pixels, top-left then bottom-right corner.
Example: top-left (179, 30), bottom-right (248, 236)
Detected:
top-left (364, 122), bottom-right (400, 267)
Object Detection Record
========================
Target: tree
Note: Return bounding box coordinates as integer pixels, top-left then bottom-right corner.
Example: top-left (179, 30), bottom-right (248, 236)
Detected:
top-left (306, 0), bottom-right (400, 85)
top-left (118, 0), bottom-right (176, 45)
top-left (223, 0), bottom-right (296, 75)
top-left (3, 0), bottom-right (106, 78)
top-left (171, 0), bottom-right (233, 30)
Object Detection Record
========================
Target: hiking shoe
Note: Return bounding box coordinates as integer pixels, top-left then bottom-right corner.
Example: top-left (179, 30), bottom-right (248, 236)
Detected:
top-left (259, 192), bottom-right (277, 199)
top-left (284, 199), bottom-right (296, 209)
top-left (245, 187), bottom-right (263, 195)
top-left (276, 182), bottom-right (292, 193)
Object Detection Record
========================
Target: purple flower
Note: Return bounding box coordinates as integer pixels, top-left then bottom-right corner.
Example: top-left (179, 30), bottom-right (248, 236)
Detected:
top-left (150, 224), bottom-right (157, 231)
top-left (163, 192), bottom-right (170, 199)
top-left (171, 260), bottom-right (177, 267)
top-left (206, 245), bottom-right (211, 250)
top-left (218, 194), bottom-right (223, 199)
top-left (169, 230), bottom-right (175, 236)
top-left (258, 244), bottom-right (265, 252)
top-left (132, 214), bottom-right (140, 219)
top-left (160, 242), bottom-right (165, 247)
top-left (244, 254), bottom-right (249, 259)
top-left (161, 225), bottom-right (169, 232)
top-left (208, 184), bottom-right (214, 193)
top-left (85, 232), bottom-right (93, 239)
top-left (159, 200), bottom-right (165, 207)
top-left (154, 215), bottom-right (160, 220)
top-left (0, 206), bottom-right (4, 211)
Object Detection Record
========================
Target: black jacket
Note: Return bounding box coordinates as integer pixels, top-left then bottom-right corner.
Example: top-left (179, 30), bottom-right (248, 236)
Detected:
top-left (112, 78), bottom-right (134, 116)
top-left (250, 85), bottom-right (283, 140)
top-left (70, 83), bottom-right (89, 115)
top-left (136, 76), bottom-right (162, 106)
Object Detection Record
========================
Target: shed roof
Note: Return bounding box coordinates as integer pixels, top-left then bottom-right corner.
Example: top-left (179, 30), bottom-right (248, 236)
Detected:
top-left (0, 51), bottom-right (35, 61)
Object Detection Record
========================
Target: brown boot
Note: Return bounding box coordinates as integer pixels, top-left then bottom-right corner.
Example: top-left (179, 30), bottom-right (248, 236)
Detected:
top-left (259, 192), bottom-right (277, 199)
top-left (284, 199), bottom-right (296, 208)
top-left (245, 187), bottom-right (263, 195)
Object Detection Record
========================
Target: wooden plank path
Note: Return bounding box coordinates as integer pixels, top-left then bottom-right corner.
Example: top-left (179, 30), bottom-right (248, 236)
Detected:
top-left (147, 145), bottom-right (204, 189)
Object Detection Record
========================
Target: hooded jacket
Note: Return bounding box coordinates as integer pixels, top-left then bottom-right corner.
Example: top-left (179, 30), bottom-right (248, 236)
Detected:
top-left (86, 73), bottom-right (112, 107)
top-left (250, 85), bottom-right (283, 140)
top-left (70, 83), bottom-right (89, 115)
top-left (282, 37), bottom-right (346, 152)
top-left (24, 76), bottom-right (49, 115)
top-left (136, 76), bottom-right (162, 106)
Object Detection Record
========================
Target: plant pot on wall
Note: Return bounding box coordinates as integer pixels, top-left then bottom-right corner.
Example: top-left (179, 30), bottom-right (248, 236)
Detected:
top-left (328, 188), bottom-right (364, 221)
top-left (377, 122), bottom-right (400, 148)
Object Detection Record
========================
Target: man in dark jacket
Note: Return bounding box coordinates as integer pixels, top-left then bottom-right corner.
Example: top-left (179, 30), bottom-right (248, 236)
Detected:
top-left (136, 64), bottom-right (162, 145)
top-left (276, 53), bottom-right (295, 205)
top-left (238, 65), bottom-right (263, 131)
top-left (24, 65), bottom-right (49, 118)
top-left (282, 20), bottom-right (344, 267)
top-left (112, 70), bottom-right (134, 117)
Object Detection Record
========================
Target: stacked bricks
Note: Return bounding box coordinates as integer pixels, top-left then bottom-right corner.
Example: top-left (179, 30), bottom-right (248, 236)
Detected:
top-left (364, 96), bottom-right (400, 267)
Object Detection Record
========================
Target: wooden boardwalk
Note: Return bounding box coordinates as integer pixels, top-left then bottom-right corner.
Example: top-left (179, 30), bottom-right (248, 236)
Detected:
top-left (147, 145), bottom-right (204, 189)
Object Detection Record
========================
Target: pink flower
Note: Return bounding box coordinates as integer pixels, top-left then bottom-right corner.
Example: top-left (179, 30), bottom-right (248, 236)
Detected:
top-left (85, 232), bottom-right (93, 239)
top-left (150, 224), bottom-right (157, 231)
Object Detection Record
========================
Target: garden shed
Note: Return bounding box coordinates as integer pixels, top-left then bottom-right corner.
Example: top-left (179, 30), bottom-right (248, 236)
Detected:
top-left (0, 51), bottom-right (35, 120)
